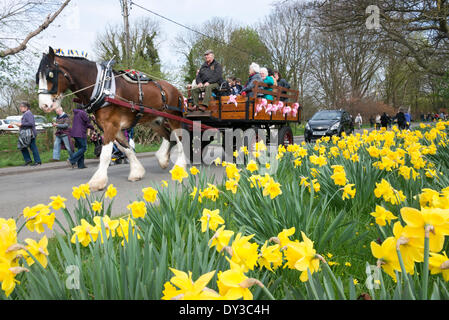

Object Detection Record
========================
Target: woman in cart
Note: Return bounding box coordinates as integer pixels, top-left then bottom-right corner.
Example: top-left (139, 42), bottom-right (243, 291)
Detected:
top-left (260, 67), bottom-right (275, 101)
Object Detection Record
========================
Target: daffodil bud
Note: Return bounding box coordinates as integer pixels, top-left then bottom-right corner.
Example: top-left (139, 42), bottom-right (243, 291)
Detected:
top-left (269, 237), bottom-right (280, 244)
top-left (221, 246), bottom-right (233, 257)
top-left (6, 244), bottom-right (27, 253)
top-left (441, 260), bottom-right (449, 270)
top-left (314, 254), bottom-right (327, 264)
top-left (396, 237), bottom-right (409, 250)
top-left (425, 225), bottom-right (435, 237)
top-left (9, 266), bottom-right (29, 275)
top-left (239, 278), bottom-right (264, 289)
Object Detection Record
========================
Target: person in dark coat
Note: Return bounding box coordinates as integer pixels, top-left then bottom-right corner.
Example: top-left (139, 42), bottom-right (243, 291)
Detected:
top-left (273, 70), bottom-right (290, 102)
top-left (395, 108), bottom-right (406, 130)
top-left (14, 102), bottom-right (41, 166)
top-left (380, 112), bottom-right (390, 129)
top-left (52, 106), bottom-right (73, 161)
top-left (240, 63), bottom-right (263, 98)
top-left (190, 49), bottom-right (223, 111)
top-left (68, 105), bottom-right (94, 169)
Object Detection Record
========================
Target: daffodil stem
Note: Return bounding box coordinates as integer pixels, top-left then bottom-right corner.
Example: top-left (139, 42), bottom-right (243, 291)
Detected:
top-left (322, 262), bottom-right (346, 299)
top-left (396, 248), bottom-right (415, 299)
top-left (260, 285), bottom-right (276, 300)
top-left (422, 231), bottom-right (430, 300)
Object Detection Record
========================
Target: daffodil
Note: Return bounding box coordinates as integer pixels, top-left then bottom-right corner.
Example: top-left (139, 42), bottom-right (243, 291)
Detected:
top-left (91, 201), bottom-right (102, 213)
top-left (287, 231), bottom-right (320, 282)
top-left (127, 201), bottom-right (147, 219)
top-left (23, 236), bottom-right (49, 268)
top-left (262, 177), bottom-right (282, 199)
top-left (370, 205), bottom-right (397, 226)
top-left (246, 160), bottom-right (258, 173)
top-left (217, 258), bottom-right (253, 300)
top-left (230, 233), bottom-right (259, 272)
top-left (342, 184), bottom-right (356, 200)
top-left (162, 268), bottom-right (219, 300)
top-left (71, 219), bottom-right (99, 246)
top-left (209, 225), bottom-right (234, 252)
top-left (170, 165), bottom-right (188, 183)
top-left (225, 179), bottom-right (238, 194)
top-left (190, 166), bottom-right (200, 175)
top-left (429, 251), bottom-right (449, 281)
top-left (142, 187), bottom-right (158, 203)
top-left (400, 207), bottom-right (449, 252)
top-left (199, 208), bottom-right (224, 232)
top-left (49, 195), bottom-right (67, 210)
top-left (370, 237), bottom-right (400, 281)
top-left (105, 184), bottom-right (117, 199)
top-left (93, 215), bottom-right (120, 240)
top-left (257, 241), bottom-right (283, 272)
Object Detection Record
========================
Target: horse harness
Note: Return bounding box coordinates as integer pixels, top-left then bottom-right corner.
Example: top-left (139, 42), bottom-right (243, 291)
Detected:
top-left (84, 62), bottom-right (183, 131)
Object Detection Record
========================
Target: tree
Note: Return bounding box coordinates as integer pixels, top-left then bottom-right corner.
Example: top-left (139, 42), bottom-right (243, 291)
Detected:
top-left (313, 0), bottom-right (449, 77)
top-left (0, 0), bottom-right (71, 57)
top-left (94, 17), bottom-right (163, 78)
top-left (174, 17), bottom-right (271, 87)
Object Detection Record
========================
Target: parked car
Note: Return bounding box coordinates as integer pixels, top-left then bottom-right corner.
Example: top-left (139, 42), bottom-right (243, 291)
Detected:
top-left (0, 119), bottom-right (19, 132)
top-left (6, 115), bottom-right (47, 132)
top-left (304, 110), bottom-right (354, 143)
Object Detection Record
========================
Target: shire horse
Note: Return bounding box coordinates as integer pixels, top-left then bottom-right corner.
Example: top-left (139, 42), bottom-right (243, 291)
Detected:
top-left (36, 47), bottom-right (187, 191)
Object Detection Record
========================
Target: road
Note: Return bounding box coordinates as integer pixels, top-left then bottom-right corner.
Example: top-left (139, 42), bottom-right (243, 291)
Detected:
top-left (0, 133), bottom-right (328, 241)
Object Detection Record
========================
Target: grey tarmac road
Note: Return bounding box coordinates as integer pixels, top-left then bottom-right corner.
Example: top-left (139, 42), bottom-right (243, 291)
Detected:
top-left (0, 135), bottom-right (307, 241)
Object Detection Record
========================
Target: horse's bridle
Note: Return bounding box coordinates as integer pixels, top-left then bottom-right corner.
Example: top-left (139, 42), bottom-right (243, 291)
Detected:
top-left (37, 61), bottom-right (73, 96)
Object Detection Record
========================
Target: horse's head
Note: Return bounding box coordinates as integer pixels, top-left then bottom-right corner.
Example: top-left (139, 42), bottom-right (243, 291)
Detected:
top-left (36, 47), bottom-right (71, 113)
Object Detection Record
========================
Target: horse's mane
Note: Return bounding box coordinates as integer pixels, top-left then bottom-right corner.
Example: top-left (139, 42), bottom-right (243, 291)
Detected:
top-left (36, 54), bottom-right (93, 83)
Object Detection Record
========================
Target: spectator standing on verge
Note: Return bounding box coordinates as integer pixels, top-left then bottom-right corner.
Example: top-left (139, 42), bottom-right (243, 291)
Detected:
top-left (375, 114), bottom-right (381, 130)
top-left (355, 113), bottom-right (363, 130)
top-left (380, 112), bottom-right (389, 129)
top-left (14, 102), bottom-right (41, 166)
top-left (68, 105), bottom-right (94, 169)
top-left (396, 108), bottom-right (406, 130)
top-left (404, 111), bottom-right (411, 129)
top-left (51, 106), bottom-right (73, 161)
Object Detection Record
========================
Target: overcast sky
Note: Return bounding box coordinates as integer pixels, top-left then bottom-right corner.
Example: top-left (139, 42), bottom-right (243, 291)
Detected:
top-left (36, 0), bottom-right (278, 71)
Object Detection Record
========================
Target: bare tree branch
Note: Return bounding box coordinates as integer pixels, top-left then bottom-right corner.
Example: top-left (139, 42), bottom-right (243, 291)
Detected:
top-left (0, 0), bottom-right (71, 57)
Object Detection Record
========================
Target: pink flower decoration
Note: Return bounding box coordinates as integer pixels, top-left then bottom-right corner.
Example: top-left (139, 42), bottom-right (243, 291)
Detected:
top-left (227, 95), bottom-right (238, 107)
top-left (266, 104), bottom-right (273, 115)
top-left (255, 103), bottom-right (264, 116)
top-left (261, 98), bottom-right (268, 107)
top-left (283, 106), bottom-right (292, 116)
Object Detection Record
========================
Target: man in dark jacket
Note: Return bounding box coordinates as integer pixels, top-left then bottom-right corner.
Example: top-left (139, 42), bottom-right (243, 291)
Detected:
top-left (190, 50), bottom-right (223, 111)
top-left (14, 102), bottom-right (41, 166)
top-left (68, 105), bottom-right (94, 169)
top-left (380, 112), bottom-right (390, 129)
top-left (395, 108), bottom-right (406, 130)
top-left (52, 106), bottom-right (73, 161)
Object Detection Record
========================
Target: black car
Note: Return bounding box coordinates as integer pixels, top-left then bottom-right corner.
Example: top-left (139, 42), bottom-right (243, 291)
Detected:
top-left (304, 110), bottom-right (354, 142)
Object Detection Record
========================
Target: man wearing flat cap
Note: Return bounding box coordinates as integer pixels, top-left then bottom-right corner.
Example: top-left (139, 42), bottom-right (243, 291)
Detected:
top-left (190, 50), bottom-right (223, 111)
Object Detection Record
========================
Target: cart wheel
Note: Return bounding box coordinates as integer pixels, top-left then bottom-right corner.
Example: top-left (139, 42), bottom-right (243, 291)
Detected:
top-left (278, 126), bottom-right (293, 147)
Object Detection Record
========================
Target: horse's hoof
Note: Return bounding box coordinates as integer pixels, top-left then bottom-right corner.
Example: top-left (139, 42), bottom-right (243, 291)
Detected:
top-left (88, 179), bottom-right (107, 192)
top-left (128, 176), bottom-right (143, 182)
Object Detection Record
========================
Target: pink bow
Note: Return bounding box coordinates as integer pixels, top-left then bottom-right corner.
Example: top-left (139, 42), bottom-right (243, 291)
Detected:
top-left (255, 103), bottom-right (264, 116)
top-left (283, 106), bottom-right (292, 116)
top-left (227, 95), bottom-right (238, 107)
